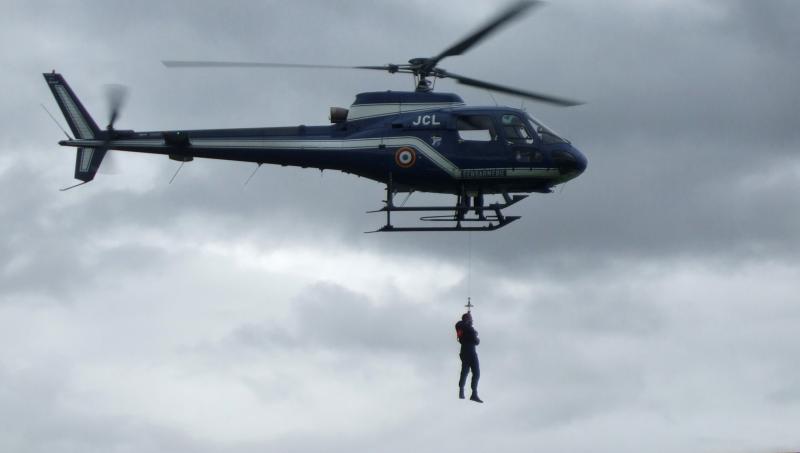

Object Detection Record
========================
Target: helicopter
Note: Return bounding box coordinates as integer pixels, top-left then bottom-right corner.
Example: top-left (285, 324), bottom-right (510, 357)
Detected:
top-left (43, 0), bottom-right (586, 232)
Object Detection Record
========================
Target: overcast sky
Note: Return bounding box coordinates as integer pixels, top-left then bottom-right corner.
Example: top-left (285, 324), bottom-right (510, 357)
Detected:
top-left (2, 0), bottom-right (800, 452)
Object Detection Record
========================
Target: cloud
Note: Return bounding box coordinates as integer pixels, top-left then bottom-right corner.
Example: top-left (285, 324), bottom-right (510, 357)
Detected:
top-left (3, 1), bottom-right (800, 452)
top-left (227, 281), bottom-right (454, 361)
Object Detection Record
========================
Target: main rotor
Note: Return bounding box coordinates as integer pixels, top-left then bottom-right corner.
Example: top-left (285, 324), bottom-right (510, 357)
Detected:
top-left (163, 0), bottom-right (582, 107)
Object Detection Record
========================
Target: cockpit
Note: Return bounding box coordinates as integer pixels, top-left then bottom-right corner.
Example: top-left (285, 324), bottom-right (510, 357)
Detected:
top-left (527, 114), bottom-right (568, 144)
top-left (499, 113), bottom-right (568, 145)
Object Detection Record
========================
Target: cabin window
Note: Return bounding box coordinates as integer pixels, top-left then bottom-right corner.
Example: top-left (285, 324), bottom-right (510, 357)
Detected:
top-left (456, 115), bottom-right (496, 142)
top-left (501, 114), bottom-right (534, 144)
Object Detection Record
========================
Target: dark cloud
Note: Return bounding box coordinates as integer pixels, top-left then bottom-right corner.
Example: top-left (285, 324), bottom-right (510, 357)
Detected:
top-left (0, 363), bottom-right (208, 453)
top-left (722, 0), bottom-right (800, 55)
top-left (3, 1), bottom-right (800, 452)
top-left (227, 281), bottom-right (453, 369)
top-left (0, 161), bottom-right (176, 301)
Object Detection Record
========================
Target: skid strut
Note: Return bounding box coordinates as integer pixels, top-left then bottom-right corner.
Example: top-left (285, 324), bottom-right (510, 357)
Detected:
top-left (367, 174), bottom-right (527, 232)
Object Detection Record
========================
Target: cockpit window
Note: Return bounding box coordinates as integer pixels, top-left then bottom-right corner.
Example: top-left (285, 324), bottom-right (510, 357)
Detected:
top-left (501, 114), bottom-right (535, 144)
top-left (456, 115), bottom-right (496, 142)
top-left (526, 114), bottom-right (568, 144)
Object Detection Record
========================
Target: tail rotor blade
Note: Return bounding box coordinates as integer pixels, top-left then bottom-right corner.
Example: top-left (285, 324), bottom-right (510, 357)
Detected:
top-left (104, 84), bottom-right (128, 130)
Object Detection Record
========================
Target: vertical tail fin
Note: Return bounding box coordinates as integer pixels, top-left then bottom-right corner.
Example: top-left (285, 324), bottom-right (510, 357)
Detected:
top-left (43, 72), bottom-right (106, 182)
top-left (43, 72), bottom-right (101, 139)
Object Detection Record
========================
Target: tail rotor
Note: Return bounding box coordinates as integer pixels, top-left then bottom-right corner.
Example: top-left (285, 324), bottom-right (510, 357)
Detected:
top-left (100, 84), bottom-right (130, 175)
top-left (104, 83), bottom-right (128, 131)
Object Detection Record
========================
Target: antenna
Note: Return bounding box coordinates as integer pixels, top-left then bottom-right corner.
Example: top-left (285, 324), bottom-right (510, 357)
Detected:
top-left (243, 163), bottom-right (262, 187)
top-left (40, 103), bottom-right (72, 140)
top-left (399, 190), bottom-right (414, 207)
top-left (59, 181), bottom-right (89, 192)
top-left (169, 161), bottom-right (186, 184)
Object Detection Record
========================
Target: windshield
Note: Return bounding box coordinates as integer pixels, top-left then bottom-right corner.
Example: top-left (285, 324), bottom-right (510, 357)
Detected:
top-left (526, 114), bottom-right (568, 144)
top-left (501, 114), bottom-right (534, 144)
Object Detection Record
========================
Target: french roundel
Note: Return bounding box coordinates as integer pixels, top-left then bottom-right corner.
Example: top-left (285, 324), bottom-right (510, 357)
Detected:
top-left (394, 147), bottom-right (417, 168)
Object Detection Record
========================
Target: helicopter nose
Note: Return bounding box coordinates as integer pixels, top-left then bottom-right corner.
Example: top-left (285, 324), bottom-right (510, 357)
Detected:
top-left (552, 146), bottom-right (587, 175)
top-left (571, 146), bottom-right (588, 173)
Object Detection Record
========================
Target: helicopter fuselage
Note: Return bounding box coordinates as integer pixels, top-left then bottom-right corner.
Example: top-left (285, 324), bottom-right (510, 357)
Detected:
top-left (59, 89), bottom-right (587, 195)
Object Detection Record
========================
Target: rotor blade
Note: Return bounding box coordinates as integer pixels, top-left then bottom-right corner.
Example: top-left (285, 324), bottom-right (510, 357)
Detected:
top-left (440, 70), bottom-right (583, 107)
top-left (162, 60), bottom-right (392, 71)
top-left (431, 0), bottom-right (541, 65)
top-left (104, 84), bottom-right (128, 129)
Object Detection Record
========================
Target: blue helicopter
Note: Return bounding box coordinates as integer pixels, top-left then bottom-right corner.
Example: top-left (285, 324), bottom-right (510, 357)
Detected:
top-left (44, 0), bottom-right (586, 232)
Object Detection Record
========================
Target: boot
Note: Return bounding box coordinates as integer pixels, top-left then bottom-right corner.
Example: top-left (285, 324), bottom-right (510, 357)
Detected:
top-left (459, 387), bottom-right (465, 399)
top-left (470, 392), bottom-right (483, 403)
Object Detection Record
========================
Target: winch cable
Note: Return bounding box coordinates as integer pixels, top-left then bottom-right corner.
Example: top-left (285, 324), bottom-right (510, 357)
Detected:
top-left (466, 231), bottom-right (474, 312)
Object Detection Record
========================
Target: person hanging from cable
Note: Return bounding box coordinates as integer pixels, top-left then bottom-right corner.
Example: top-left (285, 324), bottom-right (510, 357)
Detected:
top-left (455, 303), bottom-right (482, 403)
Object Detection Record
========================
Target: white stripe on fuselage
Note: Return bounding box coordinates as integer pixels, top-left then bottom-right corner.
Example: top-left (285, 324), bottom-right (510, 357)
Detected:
top-left (191, 136), bottom-right (463, 176)
top-left (76, 136), bottom-right (558, 180)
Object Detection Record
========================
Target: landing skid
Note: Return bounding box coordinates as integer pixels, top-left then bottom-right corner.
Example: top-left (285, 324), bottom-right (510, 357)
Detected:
top-left (367, 175), bottom-right (527, 233)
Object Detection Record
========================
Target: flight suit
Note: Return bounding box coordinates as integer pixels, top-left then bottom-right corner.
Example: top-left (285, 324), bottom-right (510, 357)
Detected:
top-left (455, 320), bottom-right (480, 396)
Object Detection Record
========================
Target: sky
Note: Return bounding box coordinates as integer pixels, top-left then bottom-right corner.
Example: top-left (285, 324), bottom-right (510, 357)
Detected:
top-left (2, 0), bottom-right (800, 452)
